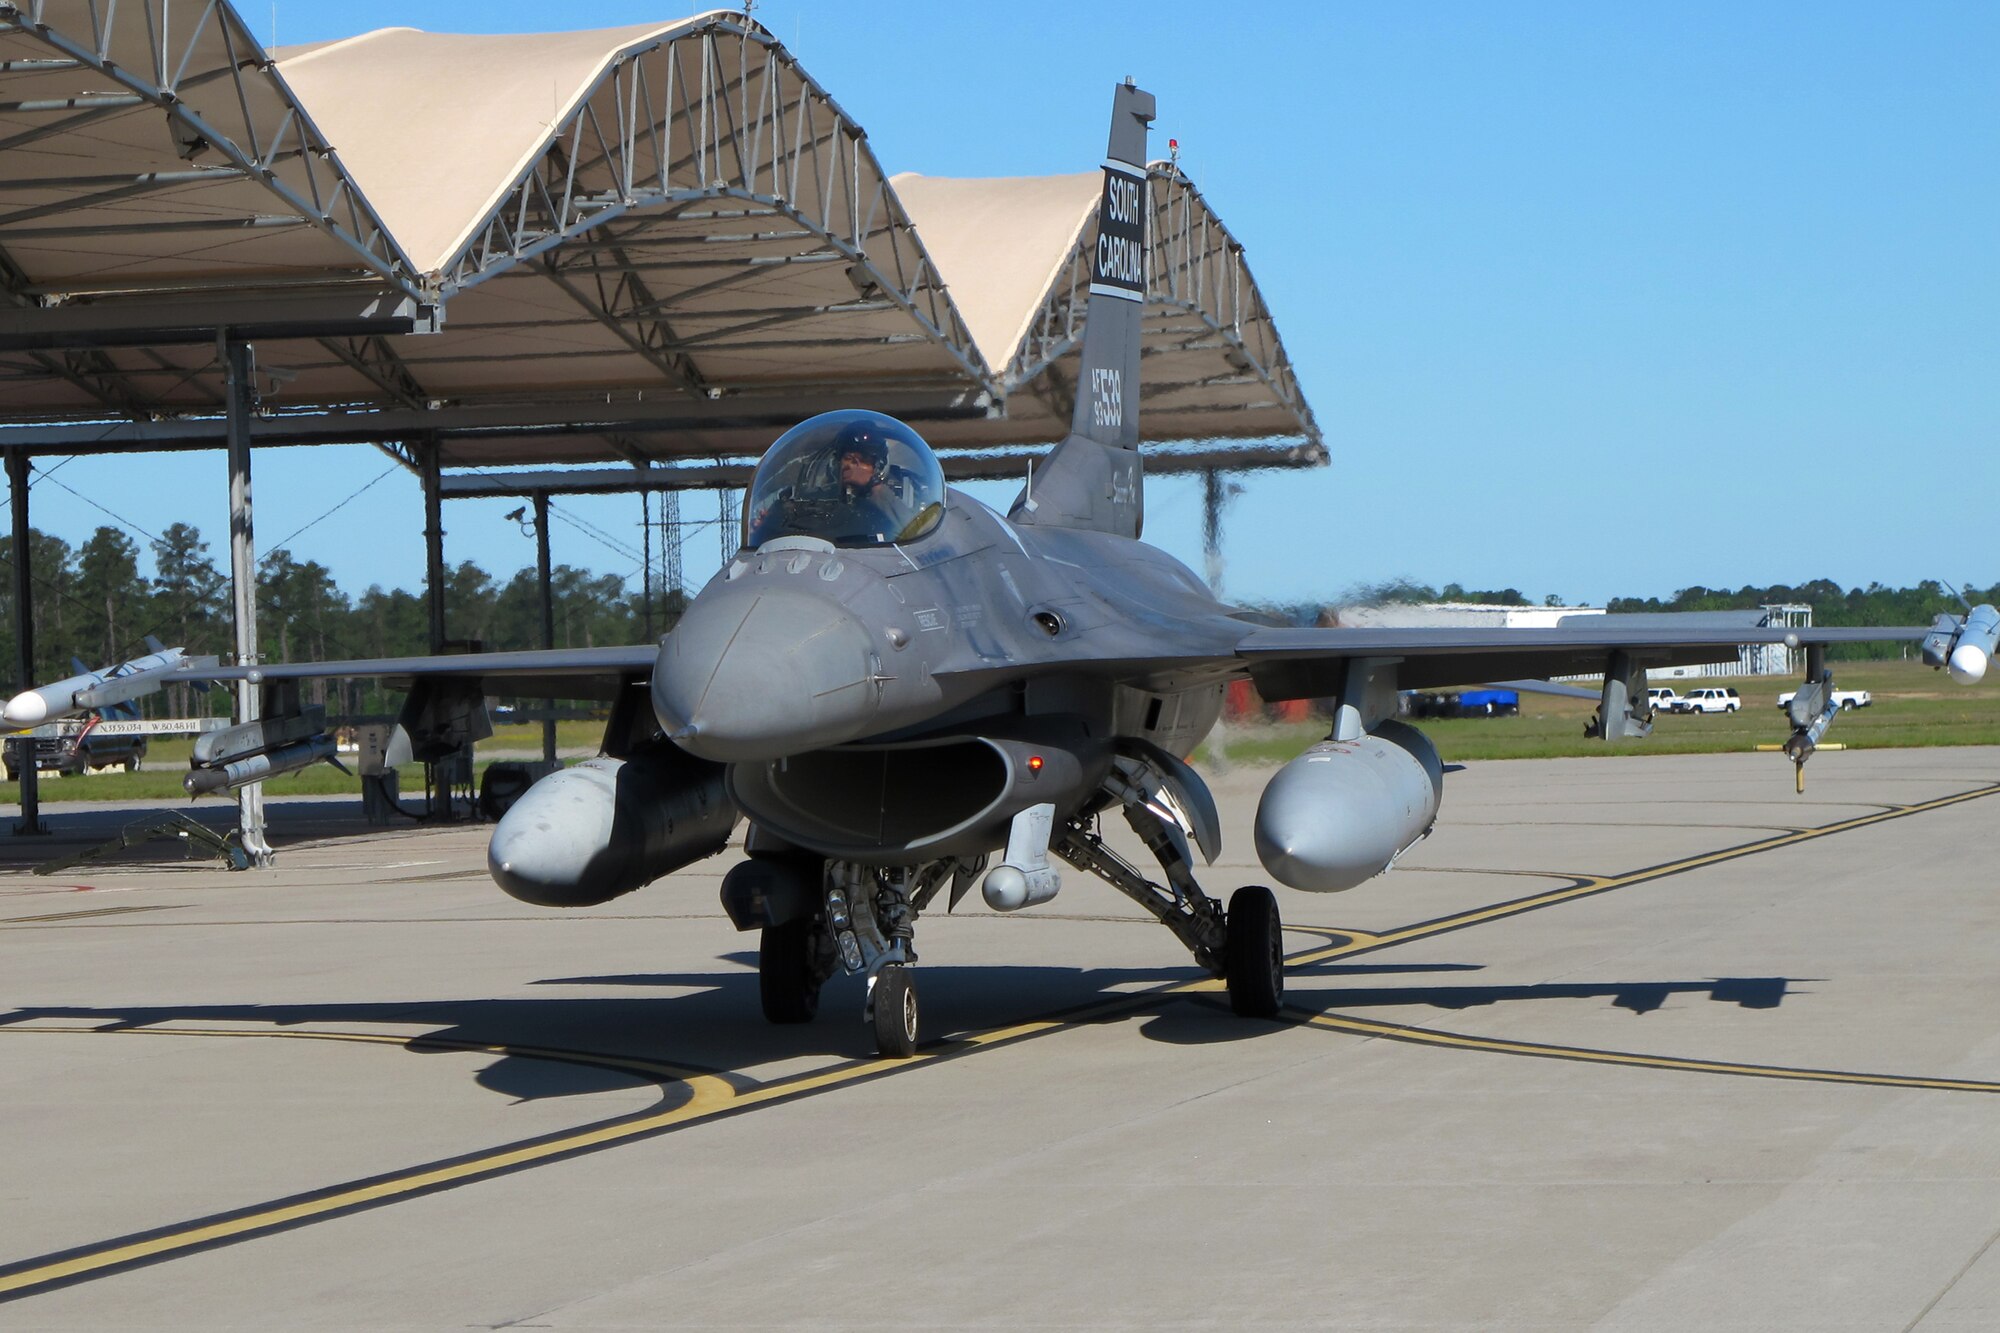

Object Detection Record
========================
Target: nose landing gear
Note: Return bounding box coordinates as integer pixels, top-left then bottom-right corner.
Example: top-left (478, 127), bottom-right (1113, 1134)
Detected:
top-left (869, 964), bottom-right (919, 1058)
top-left (754, 859), bottom-right (959, 1058)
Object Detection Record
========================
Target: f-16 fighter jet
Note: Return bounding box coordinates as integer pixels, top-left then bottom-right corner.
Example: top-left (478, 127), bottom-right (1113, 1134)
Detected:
top-left (20, 85), bottom-right (1993, 1057)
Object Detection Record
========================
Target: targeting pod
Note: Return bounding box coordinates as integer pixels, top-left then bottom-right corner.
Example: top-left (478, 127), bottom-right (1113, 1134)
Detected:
top-left (981, 802), bottom-right (1062, 911)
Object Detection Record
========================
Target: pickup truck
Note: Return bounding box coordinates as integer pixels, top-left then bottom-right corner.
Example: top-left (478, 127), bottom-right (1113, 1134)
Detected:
top-left (3, 727), bottom-right (146, 780)
top-left (1677, 687), bottom-right (1742, 714)
top-left (1775, 688), bottom-right (1872, 712)
top-left (1646, 687), bottom-right (1681, 713)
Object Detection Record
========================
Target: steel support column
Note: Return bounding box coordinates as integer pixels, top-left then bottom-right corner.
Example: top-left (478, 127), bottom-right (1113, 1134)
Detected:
top-left (420, 439), bottom-right (446, 653)
top-left (225, 340), bottom-right (273, 864)
top-left (641, 491), bottom-right (654, 643)
top-left (534, 493), bottom-right (556, 765)
top-left (8, 449), bottom-right (45, 835)
top-left (1201, 468), bottom-right (1223, 597)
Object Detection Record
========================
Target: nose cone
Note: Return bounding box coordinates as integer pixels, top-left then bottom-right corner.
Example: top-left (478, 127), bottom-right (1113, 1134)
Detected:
top-left (653, 584), bottom-right (882, 762)
top-left (1949, 642), bottom-right (1989, 686)
top-left (2, 692), bottom-right (48, 726)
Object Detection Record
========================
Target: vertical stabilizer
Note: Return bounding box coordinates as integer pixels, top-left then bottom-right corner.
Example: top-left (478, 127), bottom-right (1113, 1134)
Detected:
top-left (1010, 82), bottom-right (1155, 538)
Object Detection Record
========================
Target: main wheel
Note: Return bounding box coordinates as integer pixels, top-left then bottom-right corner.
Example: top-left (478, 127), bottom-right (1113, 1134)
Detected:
top-left (1225, 885), bottom-right (1284, 1018)
top-left (871, 964), bottom-right (919, 1058)
top-left (758, 918), bottom-right (821, 1024)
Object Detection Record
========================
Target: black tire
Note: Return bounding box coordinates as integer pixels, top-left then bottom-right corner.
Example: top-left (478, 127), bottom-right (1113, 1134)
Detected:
top-left (1224, 885), bottom-right (1284, 1018)
top-left (871, 964), bottom-right (919, 1058)
top-left (124, 754), bottom-right (139, 772)
top-left (758, 919), bottom-right (821, 1024)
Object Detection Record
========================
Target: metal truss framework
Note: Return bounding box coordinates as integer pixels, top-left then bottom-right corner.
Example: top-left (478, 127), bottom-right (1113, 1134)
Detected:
top-left (436, 16), bottom-right (986, 391)
top-left (0, 0), bottom-right (419, 300)
top-left (0, 5), bottom-right (1320, 475)
top-left (1003, 168), bottom-right (1322, 450)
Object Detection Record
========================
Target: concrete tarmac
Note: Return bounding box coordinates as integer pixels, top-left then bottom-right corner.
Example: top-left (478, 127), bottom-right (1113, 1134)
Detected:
top-left (4, 747), bottom-right (2000, 1329)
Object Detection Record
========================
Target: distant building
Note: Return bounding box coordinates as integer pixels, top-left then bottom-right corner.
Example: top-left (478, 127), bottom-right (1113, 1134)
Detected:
top-left (1323, 602), bottom-right (1810, 679)
top-left (1327, 602), bottom-right (1605, 631)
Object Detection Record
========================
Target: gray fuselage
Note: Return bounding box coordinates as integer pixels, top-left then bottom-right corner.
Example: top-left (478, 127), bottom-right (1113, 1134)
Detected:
top-left (650, 487), bottom-right (1247, 861)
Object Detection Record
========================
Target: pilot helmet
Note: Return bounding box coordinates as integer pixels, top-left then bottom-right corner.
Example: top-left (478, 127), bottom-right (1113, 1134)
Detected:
top-left (834, 420), bottom-right (890, 477)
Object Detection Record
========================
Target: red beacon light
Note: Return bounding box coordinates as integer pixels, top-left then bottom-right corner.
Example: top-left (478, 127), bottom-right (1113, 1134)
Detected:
top-left (1027, 755), bottom-right (1045, 774)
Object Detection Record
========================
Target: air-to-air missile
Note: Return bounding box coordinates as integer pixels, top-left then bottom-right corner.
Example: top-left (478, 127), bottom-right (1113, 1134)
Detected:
top-left (1, 644), bottom-right (214, 727)
top-left (1924, 603), bottom-right (2000, 685)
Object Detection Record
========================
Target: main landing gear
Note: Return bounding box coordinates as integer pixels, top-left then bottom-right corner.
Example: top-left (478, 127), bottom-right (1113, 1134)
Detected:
top-left (1050, 760), bottom-right (1285, 1019)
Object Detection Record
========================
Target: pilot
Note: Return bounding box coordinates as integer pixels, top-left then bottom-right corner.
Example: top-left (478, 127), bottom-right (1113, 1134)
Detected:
top-left (828, 422), bottom-right (900, 536)
top-left (747, 412), bottom-right (926, 547)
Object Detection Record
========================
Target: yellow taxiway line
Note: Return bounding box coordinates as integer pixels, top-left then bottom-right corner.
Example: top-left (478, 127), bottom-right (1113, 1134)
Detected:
top-left (1286, 783), bottom-right (2000, 969)
top-left (2, 781), bottom-right (1996, 1300)
top-left (1293, 1010), bottom-right (2000, 1093)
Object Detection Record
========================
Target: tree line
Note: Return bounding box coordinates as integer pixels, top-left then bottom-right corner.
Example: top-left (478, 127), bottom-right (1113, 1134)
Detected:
top-left (1603, 578), bottom-right (2000, 659)
top-left (0, 523), bottom-right (682, 716)
top-left (3, 524), bottom-right (1991, 716)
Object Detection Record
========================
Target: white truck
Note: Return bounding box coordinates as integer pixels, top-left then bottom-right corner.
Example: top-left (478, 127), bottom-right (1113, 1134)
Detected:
top-left (1776, 687), bottom-right (1872, 711)
top-left (1646, 687), bottom-right (1681, 713)
top-left (1677, 687), bottom-right (1742, 714)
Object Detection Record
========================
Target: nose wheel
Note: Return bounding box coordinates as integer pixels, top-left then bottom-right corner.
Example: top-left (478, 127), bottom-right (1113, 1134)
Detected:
top-left (869, 964), bottom-right (919, 1057)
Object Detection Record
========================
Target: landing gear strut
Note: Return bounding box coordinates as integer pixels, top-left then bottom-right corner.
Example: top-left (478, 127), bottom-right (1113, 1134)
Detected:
top-left (1053, 758), bottom-right (1285, 1017)
top-left (762, 859), bottom-right (956, 1058)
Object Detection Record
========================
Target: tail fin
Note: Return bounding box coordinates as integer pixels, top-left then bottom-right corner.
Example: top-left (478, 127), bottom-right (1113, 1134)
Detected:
top-left (1009, 82), bottom-right (1155, 538)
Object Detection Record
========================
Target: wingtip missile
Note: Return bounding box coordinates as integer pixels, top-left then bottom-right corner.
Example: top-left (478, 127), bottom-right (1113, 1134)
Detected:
top-left (1949, 641), bottom-right (1989, 686)
top-left (2, 647), bottom-right (204, 726)
top-left (1, 689), bottom-right (54, 726)
top-left (1923, 605), bottom-right (1997, 686)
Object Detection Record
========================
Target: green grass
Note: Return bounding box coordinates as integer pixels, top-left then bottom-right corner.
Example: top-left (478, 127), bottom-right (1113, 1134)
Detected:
top-left (1197, 660), bottom-right (2000, 766)
top-left (10, 661), bottom-right (1997, 804)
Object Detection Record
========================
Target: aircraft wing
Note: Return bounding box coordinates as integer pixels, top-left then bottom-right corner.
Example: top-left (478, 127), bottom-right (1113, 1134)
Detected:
top-left (1234, 611), bottom-right (1928, 699)
top-left (176, 645), bottom-right (658, 700)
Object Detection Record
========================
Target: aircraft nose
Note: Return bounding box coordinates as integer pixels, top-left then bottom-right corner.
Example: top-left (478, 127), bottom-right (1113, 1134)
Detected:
top-left (652, 584), bottom-right (882, 762)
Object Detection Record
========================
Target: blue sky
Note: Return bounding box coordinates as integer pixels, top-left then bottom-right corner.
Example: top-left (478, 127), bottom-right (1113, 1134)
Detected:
top-left (22, 2), bottom-right (1999, 607)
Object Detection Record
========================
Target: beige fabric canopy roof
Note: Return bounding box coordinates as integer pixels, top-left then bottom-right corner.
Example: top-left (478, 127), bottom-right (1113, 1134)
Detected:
top-left (0, 5), bottom-right (1320, 472)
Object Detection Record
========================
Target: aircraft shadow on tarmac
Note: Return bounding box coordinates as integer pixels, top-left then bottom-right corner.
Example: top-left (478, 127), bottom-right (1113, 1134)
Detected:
top-left (1, 957), bottom-right (1265, 1098)
top-left (1, 966), bottom-right (1802, 1092)
top-left (1139, 971), bottom-right (1799, 1046)
top-left (1283, 973), bottom-right (1795, 1017)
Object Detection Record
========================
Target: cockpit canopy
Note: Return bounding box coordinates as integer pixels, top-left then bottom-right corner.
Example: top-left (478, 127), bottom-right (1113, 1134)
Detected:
top-left (744, 410), bottom-right (946, 549)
